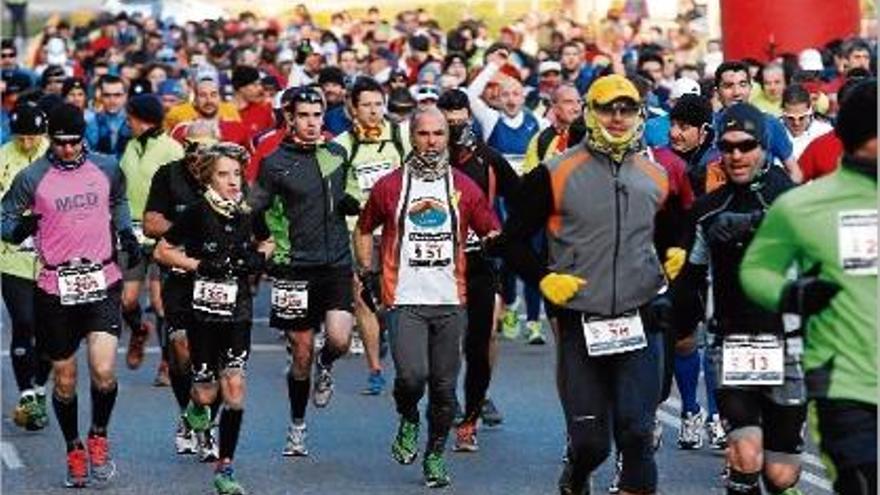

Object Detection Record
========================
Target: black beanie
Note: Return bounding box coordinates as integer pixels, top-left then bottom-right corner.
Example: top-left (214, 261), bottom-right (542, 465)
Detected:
top-left (61, 77), bottom-right (87, 97)
top-left (127, 94), bottom-right (164, 126)
top-left (231, 65), bottom-right (261, 90)
top-left (318, 66), bottom-right (346, 87)
top-left (48, 102), bottom-right (85, 139)
top-left (129, 78), bottom-right (153, 97)
top-left (718, 102), bottom-right (765, 144)
top-left (836, 79), bottom-right (877, 154)
top-left (9, 103), bottom-right (47, 135)
top-left (669, 94), bottom-right (712, 128)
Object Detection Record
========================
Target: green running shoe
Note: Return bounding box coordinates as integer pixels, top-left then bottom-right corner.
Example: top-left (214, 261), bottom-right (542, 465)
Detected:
top-left (501, 308), bottom-right (520, 340)
top-left (184, 404), bottom-right (212, 432)
top-left (422, 452), bottom-right (451, 488)
top-left (525, 320), bottom-right (546, 345)
top-left (391, 417), bottom-right (419, 465)
top-left (32, 391), bottom-right (49, 429)
top-left (214, 463), bottom-right (245, 495)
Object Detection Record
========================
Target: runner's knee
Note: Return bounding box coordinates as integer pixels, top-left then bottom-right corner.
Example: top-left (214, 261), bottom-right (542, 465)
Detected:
top-left (762, 465), bottom-right (800, 494)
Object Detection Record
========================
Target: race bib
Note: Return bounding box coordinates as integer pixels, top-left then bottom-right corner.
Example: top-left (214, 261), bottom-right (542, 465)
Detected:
top-left (192, 278), bottom-right (238, 316)
top-left (838, 210), bottom-right (877, 276)
top-left (356, 160), bottom-right (395, 192)
top-left (405, 232), bottom-right (453, 267)
top-left (57, 262), bottom-right (107, 306)
top-left (722, 334), bottom-right (784, 386)
top-left (582, 312), bottom-right (647, 356)
top-left (271, 280), bottom-right (309, 320)
top-left (464, 229), bottom-right (482, 252)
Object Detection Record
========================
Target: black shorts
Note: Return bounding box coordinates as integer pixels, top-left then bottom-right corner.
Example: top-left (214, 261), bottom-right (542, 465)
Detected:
top-left (188, 319), bottom-right (251, 383)
top-left (716, 387), bottom-right (807, 456)
top-left (35, 282), bottom-right (123, 361)
top-left (270, 266), bottom-right (354, 331)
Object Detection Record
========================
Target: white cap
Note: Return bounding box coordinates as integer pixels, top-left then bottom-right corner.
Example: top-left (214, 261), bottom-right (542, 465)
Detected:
top-left (414, 84), bottom-right (440, 102)
top-left (670, 77), bottom-right (701, 100)
top-left (799, 48), bottom-right (824, 71)
top-left (538, 60), bottom-right (562, 75)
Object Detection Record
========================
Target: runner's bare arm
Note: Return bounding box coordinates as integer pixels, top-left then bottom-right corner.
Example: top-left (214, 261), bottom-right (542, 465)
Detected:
top-left (154, 239), bottom-right (200, 272)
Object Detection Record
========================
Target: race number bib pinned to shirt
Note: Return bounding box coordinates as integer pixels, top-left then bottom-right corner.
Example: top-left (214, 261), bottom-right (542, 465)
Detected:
top-left (582, 312), bottom-right (647, 356)
top-left (838, 210), bottom-right (878, 276)
top-left (721, 334), bottom-right (785, 386)
top-left (406, 232), bottom-right (453, 267)
top-left (356, 160), bottom-right (395, 192)
top-left (57, 262), bottom-right (108, 306)
top-left (192, 277), bottom-right (238, 317)
top-left (271, 280), bottom-right (309, 320)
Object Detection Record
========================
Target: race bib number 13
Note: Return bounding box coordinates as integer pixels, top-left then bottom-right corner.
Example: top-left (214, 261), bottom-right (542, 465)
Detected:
top-left (582, 313), bottom-right (647, 356)
top-left (722, 334), bottom-right (784, 386)
top-left (838, 210), bottom-right (878, 276)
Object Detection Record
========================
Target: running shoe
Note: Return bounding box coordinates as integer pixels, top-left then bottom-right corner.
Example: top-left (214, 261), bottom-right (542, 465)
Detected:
top-left (652, 416), bottom-right (663, 451)
top-left (175, 416), bottom-right (197, 455)
top-left (184, 403), bottom-right (212, 432)
top-left (526, 320), bottom-right (546, 345)
top-left (313, 330), bottom-right (326, 352)
top-left (33, 390), bottom-right (49, 429)
top-left (282, 423), bottom-right (308, 457)
top-left (198, 428), bottom-right (219, 462)
top-left (501, 308), bottom-right (520, 340)
top-left (65, 444), bottom-right (89, 488)
top-left (706, 414), bottom-right (727, 450)
top-left (313, 364), bottom-right (334, 408)
top-left (349, 331), bottom-right (365, 355)
top-left (422, 452), bottom-right (451, 488)
top-left (126, 320), bottom-right (152, 370)
top-left (480, 398), bottom-right (504, 426)
top-left (86, 434), bottom-right (116, 482)
top-left (361, 370), bottom-right (385, 396)
top-left (608, 451), bottom-right (622, 493)
top-left (153, 359), bottom-right (170, 387)
top-left (13, 391), bottom-right (46, 431)
top-left (391, 417), bottom-right (419, 465)
top-left (677, 408), bottom-right (706, 450)
top-left (453, 420), bottom-right (479, 453)
top-left (213, 462), bottom-right (245, 495)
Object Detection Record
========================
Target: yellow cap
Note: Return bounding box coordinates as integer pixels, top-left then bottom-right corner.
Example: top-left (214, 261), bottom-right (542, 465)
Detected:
top-left (585, 74), bottom-right (641, 105)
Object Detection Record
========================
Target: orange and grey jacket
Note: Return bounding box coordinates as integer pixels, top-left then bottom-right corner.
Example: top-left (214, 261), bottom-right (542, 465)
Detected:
top-left (497, 142), bottom-right (669, 316)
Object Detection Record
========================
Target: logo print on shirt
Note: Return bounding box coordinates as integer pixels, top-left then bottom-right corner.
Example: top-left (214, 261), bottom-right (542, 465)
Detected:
top-left (407, 197), bottom-right (448, 228)
top-left (54, 192), bottom-right (99, 212)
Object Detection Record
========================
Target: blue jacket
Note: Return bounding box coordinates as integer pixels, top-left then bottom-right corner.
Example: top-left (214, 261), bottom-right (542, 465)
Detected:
top-left (86, 111), bottom-right (131, 158)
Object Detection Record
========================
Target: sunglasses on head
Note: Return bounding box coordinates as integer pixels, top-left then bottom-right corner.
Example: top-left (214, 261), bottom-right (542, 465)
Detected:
top-left (593, 100), bottom-right (640, 117)
top-left (293, 89), bottom-right (323, 104)
top-left (718, 139), bottom-right (760, 154)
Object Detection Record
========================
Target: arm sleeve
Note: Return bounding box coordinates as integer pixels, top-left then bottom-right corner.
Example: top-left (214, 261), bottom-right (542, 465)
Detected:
top-left (497, 166), bottom-right (553, 286)
top-left (463, 182), bottom-right (500, 236)
top-left (356, 182), bottom-right (385, 234)
top-left (670, 224), bottom-right (710, 333)
top-left (144, 166), bottom-right (174, 217)
top-left (766, 117), bottom-right (794, 162)
top-left (0, 168), bottom-right (37, 242)
top-left (162, 205), bottom-right (195, 247)
top-left (466, 64), bottom-right (501, 138)
top-left (107, 161), bottom-right (133, 232)
top-left (739, 200), bottom-right (800, 312)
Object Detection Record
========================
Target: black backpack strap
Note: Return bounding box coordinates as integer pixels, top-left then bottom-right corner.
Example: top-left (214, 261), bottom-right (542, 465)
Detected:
top-left (390, 121), bottom-right (406, 163)
top-left (536, 127), bottom-right (556, 163)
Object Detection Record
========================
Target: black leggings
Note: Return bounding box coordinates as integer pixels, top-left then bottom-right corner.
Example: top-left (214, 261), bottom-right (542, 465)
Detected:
top-left (463, 254), bottom-right (496, 421)
top-left (2, 274), bottom-right (50, 391)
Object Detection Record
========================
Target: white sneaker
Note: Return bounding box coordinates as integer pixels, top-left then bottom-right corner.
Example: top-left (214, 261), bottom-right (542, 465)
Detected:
top-left (349, 332), bottom-right (364, 356)
top-left (677, 408), bottom-right (706, 450)
top-left (313, 366), bottom-right (334, 408)
top-left (706, 414), bottom-right (727, 450)
top-left (175, 416), bottom-right (197, 455)
top-left (282, 423), bottom-right (309, 457)
top-left (314, 330), bottom-right (326, 352)
top-left (198, 428), bottom-right (219, 462)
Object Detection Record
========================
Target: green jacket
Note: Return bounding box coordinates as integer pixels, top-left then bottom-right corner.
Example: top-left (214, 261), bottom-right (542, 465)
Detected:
top-left (740, 165), bottom-right (877, 404)
top-left (0, 138), bottom-right (48, 280)
top-left (120, 130), bottom-right (184, 221)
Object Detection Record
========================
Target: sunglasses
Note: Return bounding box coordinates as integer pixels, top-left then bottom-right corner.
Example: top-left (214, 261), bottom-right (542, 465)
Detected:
top-left (718, 139), bottom-right (760, 154)
top-left (782, 112), bottom-right (812, 124)
top-left (293, 89), bottom-right (324, 103)
top-left (1, 52), bottom-right (15, 58)
top-left (592, 101), bottom-right (640, 117)
top-left (52, 137), bottom-right (82, 147)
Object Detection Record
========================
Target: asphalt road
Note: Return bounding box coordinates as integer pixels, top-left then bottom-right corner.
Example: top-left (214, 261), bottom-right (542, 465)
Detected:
top-left (1, 283), bottom-right (833, 494)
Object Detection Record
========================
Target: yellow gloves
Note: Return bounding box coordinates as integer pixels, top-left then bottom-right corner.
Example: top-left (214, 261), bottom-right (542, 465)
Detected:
top-left (663, 247), bottom-right (687, 280)
top-left (539, 273), bottom-right (587, 306)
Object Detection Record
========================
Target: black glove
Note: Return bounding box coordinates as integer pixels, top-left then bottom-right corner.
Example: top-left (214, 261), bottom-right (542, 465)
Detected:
top-left (779, 264), bottom-right (841, 317)
top-left (647, 293), bottom-right (674, 334)
top-left (706, 211), bottom-right (763, 244)
top-left (358, 270), bottom-right (381, 314)
top-left (118, 228), bottom-right (143, 269)
top-left (337, 194), bottom-right (361, 216)
top-left (196, 258), bottom-right (231, 279)
top-left (233, 250), bottom-right (266, 276)
top-left (9, 214), bottom-right (40, 244)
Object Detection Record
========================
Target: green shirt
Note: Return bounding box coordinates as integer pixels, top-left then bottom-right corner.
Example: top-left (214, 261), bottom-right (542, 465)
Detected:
top-left (0, 138), bottom-right (48, 280)
top-left (120, 131), bottom-right (184, 222)
top-left (740, 166), bottom-right (877, 404)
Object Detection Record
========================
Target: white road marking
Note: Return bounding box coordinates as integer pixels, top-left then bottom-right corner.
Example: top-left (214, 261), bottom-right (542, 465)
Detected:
top-left (1, 441), bottom-right (24, 469)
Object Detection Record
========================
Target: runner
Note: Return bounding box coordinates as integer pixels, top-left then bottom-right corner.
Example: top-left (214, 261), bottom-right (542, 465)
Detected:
top-left (154, 142), bottom-right (273, 495)
top-left (2, 102), bottom-right (141, 487)
top-left (119, 94), bottom-right (185, 384)
top-left (1, 103), bottom-right (51, 431)
top-left (493, 75), bottom-right (670, 495)
top-left (85, 75), bottom-right (131, 158)
top-left (671, 102), bottom-right (805, 495)
top-left (741, 79), bottom-right (877, 495)
top-left (248, 86), bottom-right (358, 457)
top-left (437, 89), bottom-right (521, 451)
top-left (333, 76), bottom-right (411, 395)
top-left (354, 107), bottom-right (499, 488)
top-left (170, 75), bottom-right (251, 149)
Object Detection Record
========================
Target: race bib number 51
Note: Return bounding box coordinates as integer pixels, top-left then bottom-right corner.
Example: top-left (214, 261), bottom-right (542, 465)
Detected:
top-left (193, 278), bottom-right (238, 316)
top-left (838, 210), bottom-right (877, 276)
top-left (58, 263), bottom-right (107, 306)
top-left (722, 334), bottom-right (784, 386)
top-left (582, 312), bottom-right (647, 356)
